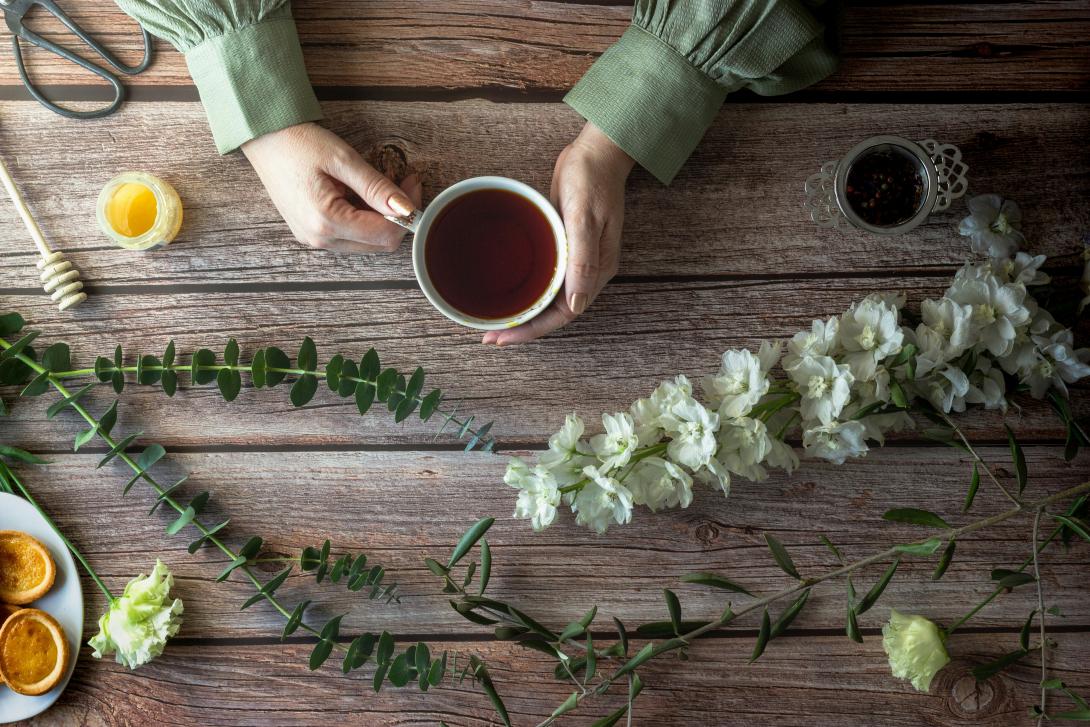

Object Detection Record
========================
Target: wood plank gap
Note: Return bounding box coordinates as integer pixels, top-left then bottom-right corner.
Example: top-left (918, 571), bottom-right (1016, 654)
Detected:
top-left (1, 84), bottom-right (1087, 105)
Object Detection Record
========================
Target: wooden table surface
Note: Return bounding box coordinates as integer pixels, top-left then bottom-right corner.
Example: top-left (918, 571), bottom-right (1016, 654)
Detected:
top-left (1, 2), bottom-right (1088, 725)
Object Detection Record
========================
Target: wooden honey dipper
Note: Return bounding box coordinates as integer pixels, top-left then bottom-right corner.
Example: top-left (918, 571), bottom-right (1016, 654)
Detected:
top-left (0, 153), bottom-right (87, 311)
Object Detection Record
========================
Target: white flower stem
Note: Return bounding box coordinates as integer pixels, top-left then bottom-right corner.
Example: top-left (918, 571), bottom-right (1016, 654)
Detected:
top-left (1032, 506), bottom-right (1047, 725)
top-left (937, 411), bottom-right (1023, 508)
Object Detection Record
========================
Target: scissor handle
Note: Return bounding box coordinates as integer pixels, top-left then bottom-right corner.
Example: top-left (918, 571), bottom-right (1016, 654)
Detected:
top-left (5, 0), bottom-right (153, 119)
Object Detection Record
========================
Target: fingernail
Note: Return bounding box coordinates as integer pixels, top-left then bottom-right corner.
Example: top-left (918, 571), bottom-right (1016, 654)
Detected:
top-left (388, 193), bottom-right (414, 217)
top-left (569, 293), bottom-right (588, 315)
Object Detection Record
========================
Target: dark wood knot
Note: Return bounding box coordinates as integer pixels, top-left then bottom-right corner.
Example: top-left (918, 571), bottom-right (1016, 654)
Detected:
top-left (941, 663), bottom-right (1009, 720)
top-left (694, 521), bottom-right (721, 545)
top-left (367, 143), bottom-right (412, 184)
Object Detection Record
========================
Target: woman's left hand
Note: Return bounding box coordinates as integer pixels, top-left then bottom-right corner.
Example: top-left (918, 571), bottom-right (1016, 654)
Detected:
top-left (482, 121), bottom-right (634, 346)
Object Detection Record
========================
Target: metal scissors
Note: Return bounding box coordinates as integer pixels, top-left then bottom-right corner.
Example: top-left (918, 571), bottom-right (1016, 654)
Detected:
top-left (1, 0), bottom-right (153, 119)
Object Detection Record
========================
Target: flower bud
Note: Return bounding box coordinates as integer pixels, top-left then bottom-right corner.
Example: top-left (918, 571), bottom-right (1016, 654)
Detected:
top-left (881, 609), bottom-right (950, 692)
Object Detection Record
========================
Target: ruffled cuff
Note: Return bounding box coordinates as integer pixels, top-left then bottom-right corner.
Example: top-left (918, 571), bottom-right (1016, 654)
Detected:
top-left (564, 25), bottom-right (727, 185)
top-left (184, 14), bottom-right (323, 154)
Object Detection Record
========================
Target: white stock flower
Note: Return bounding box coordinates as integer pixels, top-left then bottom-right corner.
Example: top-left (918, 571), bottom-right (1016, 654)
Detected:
top-left (505, 457), bottom-right (562, 531)
top-left (802, 420), bottom-right (869, 464)
top-left (573, 465), bottom-right (634, 534)
top-left (630, 375), bottom-right (692, 437)
top-left (626, 457), bottom-right (694, 511)
top-left (591, 412), bottom-right (639, 470)
top-left (703, 347), bottom-right (773, 418)
top-left (920, 297), bottom-right (975, 359)
top-left (999, 304), bottom-right (1054, 376)
top-left (958, 194), bottom-right (1024, 259)
top-left (945, 265), bottom-right (1030, 357)
top-left (716, 417), bottom-right (772, 481)
top-left (1025, 328), bottom-right (1090, 398)
top-left (839, 297), bottom-right (904, 380)
top-left (788, 355), bottom-right (854, 425)
top-left (994, 252), bottom-right (1050, 286)
top-left (662, 396), bottom-right (720, 470)
top-left (540, 414), bottom-right (593, 485)
top-left (965, 359), bottom-right (1008, 411)
top-left (89, 560), bottom-right (183, 669)
top-left (923, 366), bottom-right (970, 413)
top-left (765, 438), bottom-right (800, 474)
top-left (784, 317), bottom-right (840, 370)
top-left (859, 411), bottom-right (915, 446)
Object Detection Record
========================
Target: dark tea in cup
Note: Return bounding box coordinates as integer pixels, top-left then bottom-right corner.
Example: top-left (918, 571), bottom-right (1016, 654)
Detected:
top-left (392, 177), bottom-right (568, 330)
top-left (424, 189), bottom-right (558, 320)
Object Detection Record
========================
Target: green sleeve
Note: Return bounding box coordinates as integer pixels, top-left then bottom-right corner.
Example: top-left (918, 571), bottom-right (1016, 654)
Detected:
top-left (114, 0), bottom-right (322, 154)
top-left (565, 0), bottom-right (839, 184)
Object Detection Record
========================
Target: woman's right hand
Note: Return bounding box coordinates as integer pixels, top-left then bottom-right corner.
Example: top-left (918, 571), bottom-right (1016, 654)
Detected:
top-left (242, 122), bottom-right (422, 253)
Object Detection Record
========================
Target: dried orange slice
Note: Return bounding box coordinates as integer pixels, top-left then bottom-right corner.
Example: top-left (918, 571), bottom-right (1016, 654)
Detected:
top-left (0, 531), bottom-right (56, 605)
top-left (0, 608), bottom-right (69, 695)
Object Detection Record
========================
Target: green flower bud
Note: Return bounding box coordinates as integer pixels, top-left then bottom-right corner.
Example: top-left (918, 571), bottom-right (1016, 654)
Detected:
top-left (882, 609), bottom-right (950, 692)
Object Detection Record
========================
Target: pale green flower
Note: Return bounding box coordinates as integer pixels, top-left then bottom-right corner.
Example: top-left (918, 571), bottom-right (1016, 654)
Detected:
top-left (89, 559), bottom-right (183, 669)
top-left (882, 609), bottom-right (950, 692)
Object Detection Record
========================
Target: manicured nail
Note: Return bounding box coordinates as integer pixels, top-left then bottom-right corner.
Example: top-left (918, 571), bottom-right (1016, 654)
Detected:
top-left (569, 293), bottom-right (588, 315)
top-left (388, 194), bottom-right (414, 217)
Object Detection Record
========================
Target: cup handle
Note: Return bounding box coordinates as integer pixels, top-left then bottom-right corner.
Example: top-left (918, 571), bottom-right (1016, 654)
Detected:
top-left (384, 208), bottom-right (423, 233)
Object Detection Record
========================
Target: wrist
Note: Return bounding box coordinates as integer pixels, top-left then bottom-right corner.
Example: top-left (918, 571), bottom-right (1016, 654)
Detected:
top-left (241, 122), bottom-right (315, 159)
top-left (575, 122), bottom-right (635, 178)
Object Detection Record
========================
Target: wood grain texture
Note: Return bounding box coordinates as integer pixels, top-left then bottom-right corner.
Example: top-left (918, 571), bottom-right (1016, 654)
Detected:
top-left (37, 633), bottom-right (1090, 726)
top-left (11, 449), bottom-right (1089, 637)
top-left (0, 101), bottom-right (1086, 288)
top-left (4, 2), bottom-right (1088, 93)
top-left (1, 282), bottom-right (1084, 449)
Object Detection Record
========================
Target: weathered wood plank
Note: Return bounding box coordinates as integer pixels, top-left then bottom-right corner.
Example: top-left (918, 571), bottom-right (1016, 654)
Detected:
top-left (36, 632), bottom-right (1090, 726)
top-left (1, 282), bottom-right (1083, 449)
top-left (12, 448), bottom-right (1088, 639)
top-left (7, 2), bottom-right (1089, 93)
top-left (0, 101), bottom-right (1086, 287)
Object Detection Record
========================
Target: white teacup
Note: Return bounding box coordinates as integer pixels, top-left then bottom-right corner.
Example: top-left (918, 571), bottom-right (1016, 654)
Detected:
top-left (385, 176), bottom-right (568, 331)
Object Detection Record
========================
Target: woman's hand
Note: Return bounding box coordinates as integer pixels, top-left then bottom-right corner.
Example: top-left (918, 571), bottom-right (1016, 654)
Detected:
top-left (242, 122), bottom-right (422, 253)
top-left (482, 121), bottom-right (634, 346)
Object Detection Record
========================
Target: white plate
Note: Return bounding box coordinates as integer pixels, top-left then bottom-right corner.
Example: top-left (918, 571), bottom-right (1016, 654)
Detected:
top-left (0, 492), bottom-right (84, 724)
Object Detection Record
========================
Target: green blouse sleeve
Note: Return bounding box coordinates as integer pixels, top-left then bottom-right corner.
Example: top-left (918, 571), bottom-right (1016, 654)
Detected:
top-left (565, 0), bottom-right (838, 184)
top-left (114, 0), bottom-right (323, 154)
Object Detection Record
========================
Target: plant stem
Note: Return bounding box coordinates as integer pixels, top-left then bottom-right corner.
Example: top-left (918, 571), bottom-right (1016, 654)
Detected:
top-left (1032, 507), bottom-right (1047, 726)
top-left (937, 410), bottom-right (1023, 508)
top-left (535, 480), bottom-right (1090, 727)
top-left (945, 520), bottom-right (1064, 635)
top-left (0, 462), bottom-right (115, 602)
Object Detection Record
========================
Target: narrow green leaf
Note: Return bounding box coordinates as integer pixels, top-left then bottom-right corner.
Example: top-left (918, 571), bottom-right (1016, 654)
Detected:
top-left (355, 381), bottom-right (375, 414)
top-left (964, 463), bottom-right (981, 513)
top-left (664, 589), bottom-right (682, 635)
top-left (932, 540), bottom-right (956, 581)
top-left (377, 631), bottom-right (394, 664)
top-left (478, 539), bottom-right (491, 595)
top-left (995, 572), bottom-right (1036, 589)
top-left (770, 588), bottom-right (810, 638)
top-left (161, 369), bottom-right (177, 397)
top-left (217, 368), bottom-right (242, 402)
top-left (250, 348), bottom-right (267, 389)
top-left (187, 519), bottom-right (229, 553)
top-left (320, 614), bottom-right (344, 641)
top-left (325, 354), bottom-right (344, 391)
top-left (1019, 610), bottom-right (1035, 651)
top-left (819, 535), bottom-right (844, 563)
top-left (616, 642), bottom-right (654, 678)
top-left (0, 331), bottom-right (39, 361)
top-left (750, 609), bottom-right (771, 661)
top-left (846, 603), bottom-right (863, 643)
top-left (1055, 515), bottom-right (1090, 543)
top-left (20, 371), bottom-right (50, 397)
top-left (97, 432), bottom-right (141, 468)
top-left (680, 572), bottom-right (754, 596)
top-left (0, 445), bottom-right (47, 464)
top-left (217, 555), bottom-right (248, 582)
top-left (890, 378), bottom-right (908, 408)
top-left (279, 600), bottom-right (309, 639)
top-left (1005, 424), bottom-right (1028, 495)
top-left (882, 508), bottom-right (950, 529)
top-left (764, 533), bottom-right (800, 579)
top-left (856, 558), bottom-right (900, 616)
top-left (893, 538), bottom-right (943, 556)
top-left (972, 648), bottom-right (1028, 681)
top-left (419, 389), bottom-right (442, 421)
top-left (148, 476), bottom-right (189, 515)
top-left (240, 566), bottom-right (293, 610)
top-left (470, 657), bottom-right (511, 727)
top-left (551, 692), bottom-right (580, 718)
top-left (447, 517), bottom-right (494, 568)
top-left (360, 348), bottom-right (380, 380)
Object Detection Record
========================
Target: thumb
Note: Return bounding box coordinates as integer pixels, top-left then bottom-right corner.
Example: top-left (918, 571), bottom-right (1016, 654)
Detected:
top-left (562, 208), bottom-right (600, 316)
top-left (330, 151), bottom-right (416, 218)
